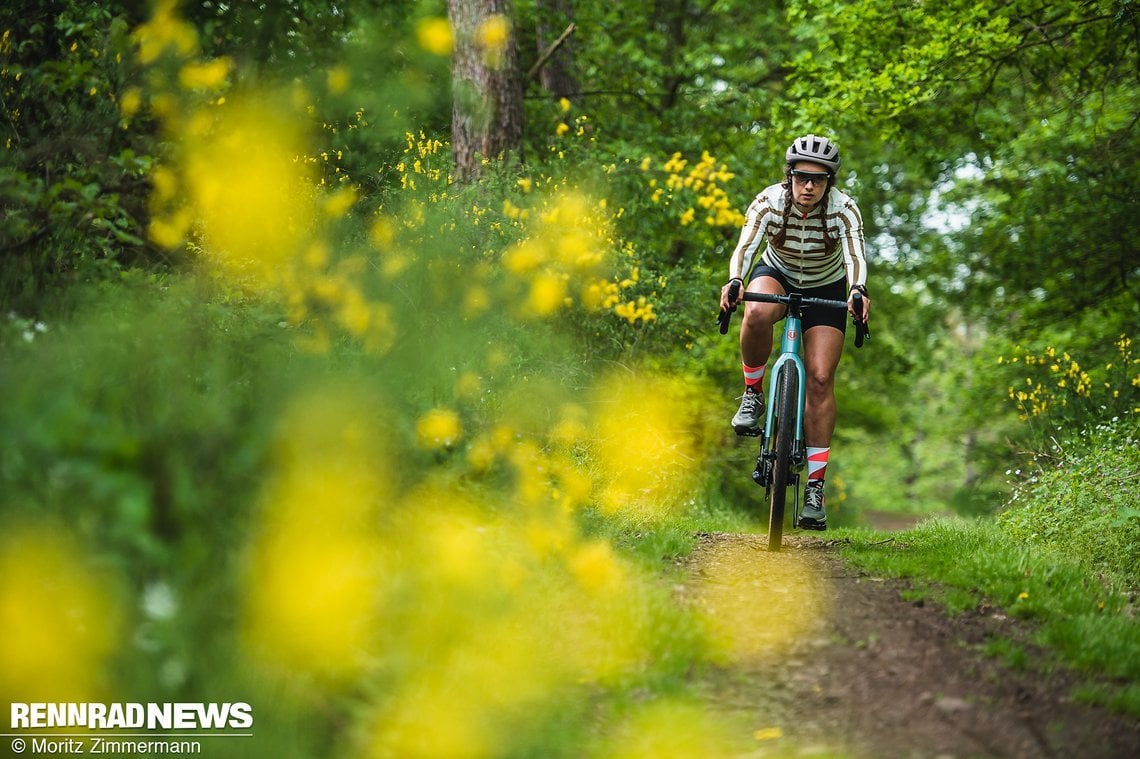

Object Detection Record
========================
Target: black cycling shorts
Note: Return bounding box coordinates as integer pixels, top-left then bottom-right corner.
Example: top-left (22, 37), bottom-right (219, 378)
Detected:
top-left (748, 265), bottom-right (848, 333)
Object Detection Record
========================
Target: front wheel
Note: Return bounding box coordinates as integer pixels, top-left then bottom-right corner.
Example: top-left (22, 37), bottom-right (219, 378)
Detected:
top-left (766, 366), bottom-right (798, 552)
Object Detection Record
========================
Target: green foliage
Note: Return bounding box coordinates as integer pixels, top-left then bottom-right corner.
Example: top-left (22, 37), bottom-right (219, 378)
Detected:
top-left (998, 418), bottom-right (1140, 585)
top-left (783, 0), bottom-right (1138, 321)
top-left (581, 488), bottom-right (754, 571)
top-left (518, 0), bottom-right (798, 161)
top-left (0, 266), bottom-right (734, 756)
top-left (0, 278), bottom-right (290, 532)
top-left (785, 0), bottom-right (1019, 133)
top-left (182, 0), bottom-right (418, 72)
top-left (0, 3), bottom-right (155, 307)
top-left (767, 0), bottom-right (1138, 515)
top-left (0, 275), bottom-right (293, 696)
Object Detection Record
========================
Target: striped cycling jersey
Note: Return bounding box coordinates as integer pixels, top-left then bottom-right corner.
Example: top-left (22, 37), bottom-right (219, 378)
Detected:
top-left (728, 183), bottom-right (867, 289)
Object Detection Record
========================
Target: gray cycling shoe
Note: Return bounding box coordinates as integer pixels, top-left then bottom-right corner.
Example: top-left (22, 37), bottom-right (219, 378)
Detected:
top-left (731, 387), bottom-right (764, 435)
top-left (798, 480), bottom-right (827, 530)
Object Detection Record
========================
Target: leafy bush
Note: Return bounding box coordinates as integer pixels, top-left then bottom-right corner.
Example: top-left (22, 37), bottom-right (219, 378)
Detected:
top-left (0, 4), bottom-right (157, 308)
top-left (998, 418), bottom-right (1140, 586)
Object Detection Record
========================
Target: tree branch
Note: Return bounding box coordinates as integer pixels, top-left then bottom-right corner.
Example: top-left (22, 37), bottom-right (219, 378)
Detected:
top-left (526, 22), bottom-right (576, 82)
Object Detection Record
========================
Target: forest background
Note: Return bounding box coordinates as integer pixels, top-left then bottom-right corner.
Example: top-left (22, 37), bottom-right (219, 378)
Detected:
top-left (1, 0), bottom-right (1137, 756)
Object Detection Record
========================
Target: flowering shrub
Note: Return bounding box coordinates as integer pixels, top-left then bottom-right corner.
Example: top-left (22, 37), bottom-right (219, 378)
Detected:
top-left (996, 333), bottom-right (1139, 589)
top-left (999, 335), bottom-right (1139, 424)
top-left (645, 150), bottom-right (747, 230)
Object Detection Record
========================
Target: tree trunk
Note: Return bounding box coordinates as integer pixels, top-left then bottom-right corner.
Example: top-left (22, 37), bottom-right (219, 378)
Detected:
top-left (447, 0), bottom-right (525, 183)
top-left (533, 0), bottom-right (578, 101)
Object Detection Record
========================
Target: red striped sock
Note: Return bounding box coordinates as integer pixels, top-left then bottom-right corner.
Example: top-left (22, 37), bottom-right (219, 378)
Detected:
top-left (743, 362), bottom-right (765, 390)
top-left (807, 447), bottom-right (830, 481)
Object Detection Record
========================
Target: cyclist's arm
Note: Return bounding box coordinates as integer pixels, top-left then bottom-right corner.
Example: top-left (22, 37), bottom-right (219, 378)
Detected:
top-left (724, 195), bottom-right (771, 307)
top-left (837, 199), bottom-right (870, 321)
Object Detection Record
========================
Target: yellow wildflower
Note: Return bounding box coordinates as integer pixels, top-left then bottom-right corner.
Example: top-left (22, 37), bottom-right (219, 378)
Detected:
top-left (417, 408), bottom-right (462, 449)
top-left (179, 57), bottom-right (231, 90)
top-left (326, 65), bottom-right (350, 94)
top-left (476, 14), bottom-right (511, 67)
top-left (416, 17), bottom-right (453, 55)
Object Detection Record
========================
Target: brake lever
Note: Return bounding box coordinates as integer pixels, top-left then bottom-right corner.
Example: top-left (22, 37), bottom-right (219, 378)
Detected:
top-left (852, 292), bottom-right (869, 348)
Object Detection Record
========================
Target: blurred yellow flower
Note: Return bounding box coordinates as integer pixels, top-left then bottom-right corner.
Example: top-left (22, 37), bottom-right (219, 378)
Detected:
top-left (245, 517), bottom-right (380, 681)
top-left (463, 284), bottom-right (491, 315)
top-left (477, 15), bottom-right (511, 67)
top-left (119, 86), bottom-right (142, 117)
top-left (323, 186), bottom-right (358, 217)
top-left (528, 271), bottom-right (568, 316)
top-left (503, 240), bottom-right (542, 273)
top-left (149, 165), bottom-right (178, 202)
top-left (0, 526), bottom-right (122, 701)
top-left (182, 100), bottom-right (316, 285)
top-left (133, 0), bottom-right (198, 64)
top-left (602, 700), bottom-right (741, 759)
top-left (416, 17), bottom-right (453, 56)
top-left (178, 57), bottom-right (231, 90)
top-left (326, 64), bottom-right (350, 94)
top-left (569, 541), bottom-right (626, 595)
top-left (370, 215), bottom-right (396, 248)
top-left (147, 206), bottom-right (193, 249)
top-left (337, 289), bottom-right (373, 336)
top-left (417, 408), bottom-right (463, 449)
top-left (243, 390), bottom-right (388, 682)
top-left (591, 371), bottom-right (703, 517)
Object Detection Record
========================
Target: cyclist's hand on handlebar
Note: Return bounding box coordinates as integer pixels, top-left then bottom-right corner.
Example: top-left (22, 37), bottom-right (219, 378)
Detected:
top-left (848, 290), bottom-right (871, 323)
top-left (720, 278), bottom-right (744, 312)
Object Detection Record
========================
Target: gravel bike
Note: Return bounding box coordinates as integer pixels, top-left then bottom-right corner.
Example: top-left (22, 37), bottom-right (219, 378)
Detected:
top-left (718, 283), bottom-right (868, 551)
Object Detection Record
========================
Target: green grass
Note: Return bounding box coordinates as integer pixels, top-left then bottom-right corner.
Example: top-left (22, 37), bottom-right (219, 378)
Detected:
top-left (580, 487), bottom-right (756, 572)
top-left (997, 421), bottom-right (1140, 583)
top-left (982, 637), bottom-right (1030, 671)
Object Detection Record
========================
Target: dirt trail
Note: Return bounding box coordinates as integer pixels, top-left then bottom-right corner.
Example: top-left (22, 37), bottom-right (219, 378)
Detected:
top-left (681, 532), bottom-right (1140, 759)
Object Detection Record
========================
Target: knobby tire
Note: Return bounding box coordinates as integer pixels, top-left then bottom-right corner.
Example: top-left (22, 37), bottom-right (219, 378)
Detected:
top-left (767, 366), bottom-right (798, 552)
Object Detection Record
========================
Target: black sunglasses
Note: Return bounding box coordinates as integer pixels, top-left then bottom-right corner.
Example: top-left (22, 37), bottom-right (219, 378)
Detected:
top-left (790, 170), bottom-right (832, 185)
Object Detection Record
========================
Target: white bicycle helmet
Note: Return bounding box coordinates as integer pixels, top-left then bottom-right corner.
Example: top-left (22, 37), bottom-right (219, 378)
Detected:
top-left (785, 134), bottom-right (841, 173)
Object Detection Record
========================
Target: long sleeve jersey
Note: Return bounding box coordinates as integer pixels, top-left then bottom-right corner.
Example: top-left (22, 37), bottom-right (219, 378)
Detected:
top-left (728, 183), bottom-right (867, 289)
